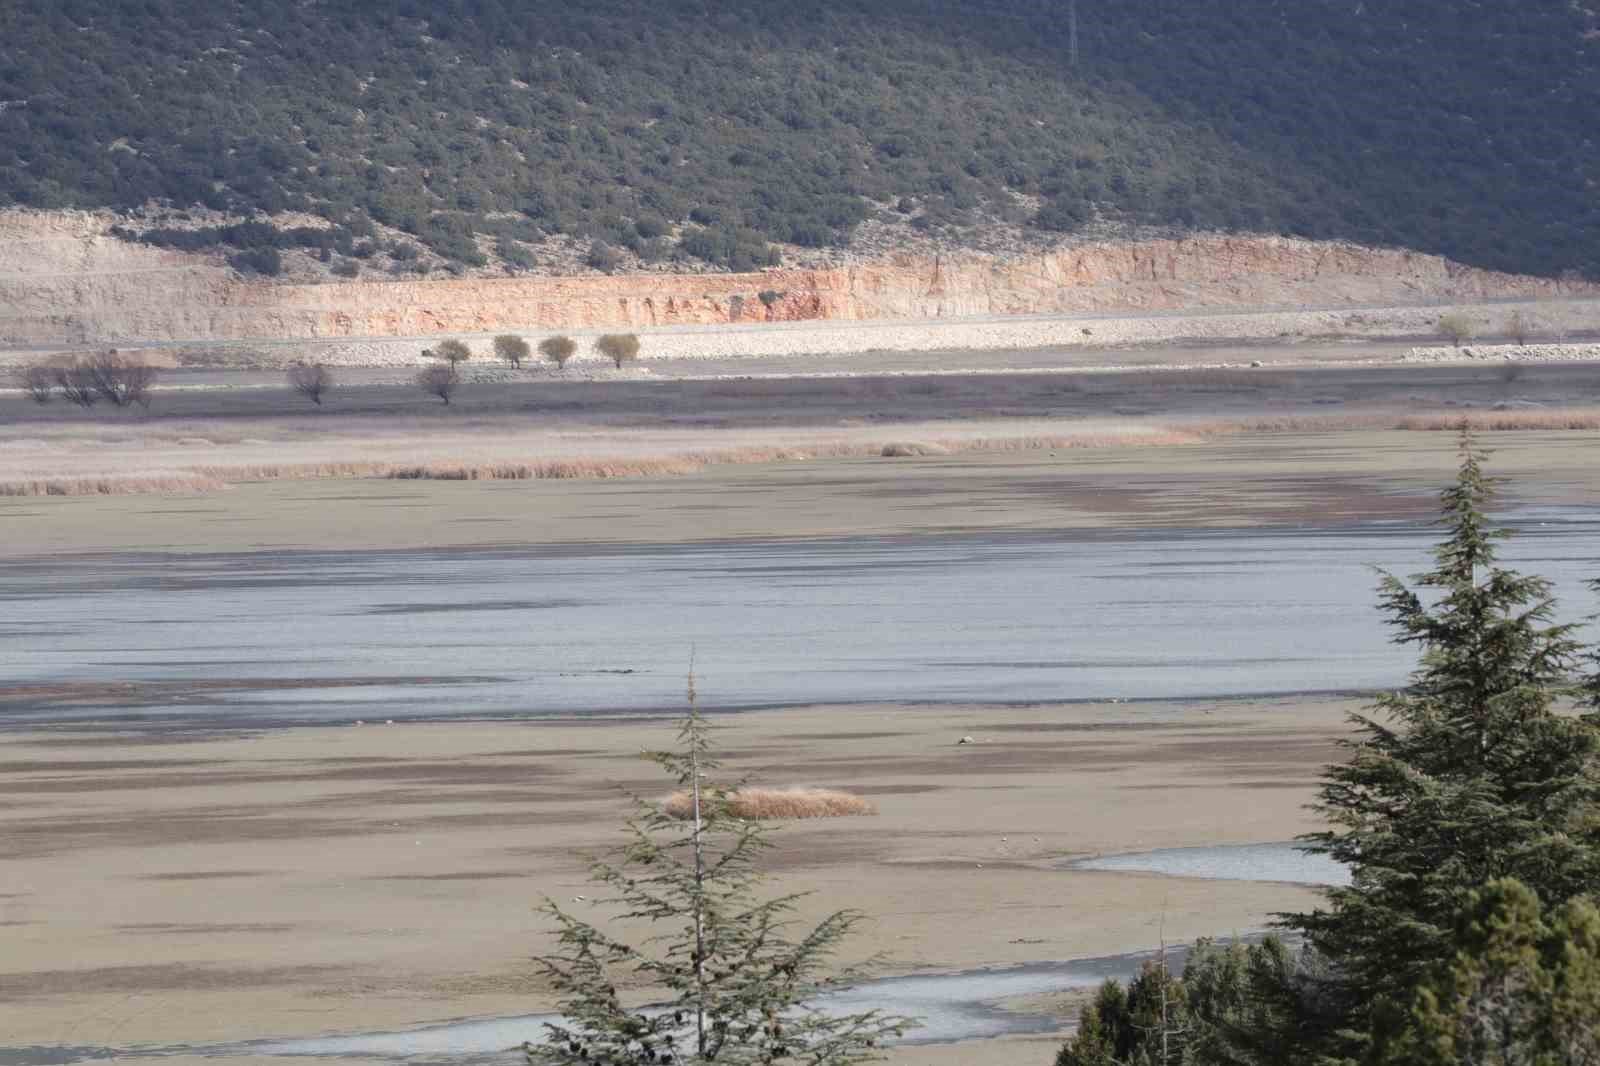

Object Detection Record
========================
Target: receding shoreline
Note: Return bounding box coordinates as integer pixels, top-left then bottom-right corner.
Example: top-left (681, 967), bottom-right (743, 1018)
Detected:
top-left (0, 698), bottom-right (1352, 1065)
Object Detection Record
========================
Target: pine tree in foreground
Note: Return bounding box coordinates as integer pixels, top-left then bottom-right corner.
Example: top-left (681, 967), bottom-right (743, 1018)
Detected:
top-left (525, 676), bottom-right (913, 1065)
top-left (1288, 432), bottom-right (1600, 1054)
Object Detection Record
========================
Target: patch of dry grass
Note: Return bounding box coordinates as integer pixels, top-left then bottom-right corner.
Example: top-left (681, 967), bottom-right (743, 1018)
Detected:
top-left (0, 474), bottom-right (230, 497)
top-left (1392, 409), bottom-right (1600, 432)
top-left (661, 787), bottom-right (877, 821)
top-left (3, 407), bottom-right (1597, 497)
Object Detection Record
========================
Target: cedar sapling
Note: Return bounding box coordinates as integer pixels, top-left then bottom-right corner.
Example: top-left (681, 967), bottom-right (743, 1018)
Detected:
top-left (526, 670), bottom-right (914, 1065)
top-left (1287, 430), bottom-right (1600, 1056)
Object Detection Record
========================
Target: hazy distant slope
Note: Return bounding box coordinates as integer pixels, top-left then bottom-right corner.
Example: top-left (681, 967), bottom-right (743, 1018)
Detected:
top-left (0, 0), bottom-right (1594, 277)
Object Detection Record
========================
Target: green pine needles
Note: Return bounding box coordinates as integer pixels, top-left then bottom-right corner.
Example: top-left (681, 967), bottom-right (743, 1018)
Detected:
top-left (1289, 432), bottom-right (1600, 1054)
top-left (526, 674), bottom-right (914, 1065)
top-left (1384, 878), bottom-right (1600, 1066)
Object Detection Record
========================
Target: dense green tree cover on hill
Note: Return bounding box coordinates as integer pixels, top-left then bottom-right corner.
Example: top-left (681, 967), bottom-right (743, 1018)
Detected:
top-left (1, 1), bottom-right (1595, 276)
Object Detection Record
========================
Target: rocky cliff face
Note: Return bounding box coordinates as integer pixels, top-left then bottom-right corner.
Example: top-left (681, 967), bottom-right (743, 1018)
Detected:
top-left (2, 210), bottom-right (1594, 347)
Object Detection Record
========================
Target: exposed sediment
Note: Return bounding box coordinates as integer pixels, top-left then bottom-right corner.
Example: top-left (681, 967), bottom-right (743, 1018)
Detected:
top-left (4, 210), bottom-right (1599, 349)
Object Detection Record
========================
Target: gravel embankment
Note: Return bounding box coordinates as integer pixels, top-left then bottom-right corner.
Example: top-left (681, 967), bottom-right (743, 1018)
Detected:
top-left (1403, 342), bottom-right (1600, 363)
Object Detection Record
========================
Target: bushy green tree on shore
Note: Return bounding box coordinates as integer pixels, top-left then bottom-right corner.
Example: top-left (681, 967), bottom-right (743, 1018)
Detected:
top-left (1288, 433), bottom-right (1600, 1056)
top-left (1055, 436), bottom-right (1600, 1066)
top-left (526, 676), bottom-right (912, 1065)
top-left (1055, 938), bottom-right (1331, 1066)
top-left (1382, 878), bottom-right (1600, 1066)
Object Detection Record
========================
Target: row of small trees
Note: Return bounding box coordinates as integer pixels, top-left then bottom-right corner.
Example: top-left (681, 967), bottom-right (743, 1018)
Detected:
top-left (1055, 435), bottom-right (1600, 1066)
top-left (13, 351), bottom-right (158, 408)
top-left (281, 333), bottom-right (646, 408)
top-left (409, 333), bottom-right (643, 406)
top-left (429, 333), bottom-right (641, 371)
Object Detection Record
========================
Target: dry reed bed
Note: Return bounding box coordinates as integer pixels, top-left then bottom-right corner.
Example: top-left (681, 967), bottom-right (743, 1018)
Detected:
top-left (0, 473), bottom-right (230, 497)
top-left (661, 787), bottom-right (877, 821)
top-left (3, 408), bottom-right (1598, 497)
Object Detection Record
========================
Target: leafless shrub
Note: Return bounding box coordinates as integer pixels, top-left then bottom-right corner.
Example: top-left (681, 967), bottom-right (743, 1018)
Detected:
top-left (595, 333), bottom-right (641, 369)
top-left (416, 362), bottom-right (459, 405)
top-left (493, 334), bottom-right (530, 368)
top-left (1506, 310), bottom-right (1538, 346)
top-left (539, 335), bottom-right (578, 369)
top-left (1498, 360), bottom-right (1525, 384)
top-left (287, 362), bottom-right (335, 405)
top-left (53, 361), bottom-right (100, 408)
top-left (83, 350), bottom-right (157, 408)
top-left (661, 786), bottom-right (876, 821)
top-left (16, 363), bottom-right (54, 403)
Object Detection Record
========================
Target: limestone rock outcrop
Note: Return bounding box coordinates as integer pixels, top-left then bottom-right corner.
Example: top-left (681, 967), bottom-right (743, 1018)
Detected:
top-left (1, 210), bottom-right (1594, 347)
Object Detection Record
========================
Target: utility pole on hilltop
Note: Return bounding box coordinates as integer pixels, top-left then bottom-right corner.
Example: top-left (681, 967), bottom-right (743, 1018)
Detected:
top-left (1068, 0), bottom-right (1079, 67)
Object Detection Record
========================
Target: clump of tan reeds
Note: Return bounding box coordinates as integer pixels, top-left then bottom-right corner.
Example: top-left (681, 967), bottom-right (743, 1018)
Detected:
top-left (661, 786), bottom-right (876, 821)
top-left (0, 473), bottom-right (230, 497)
top-left (10, 408), bottom-right (1599, 499)
top-left (1392, 409), bottom-right (1600, 432)
top-left (880, 441), bottom-right (953, 457)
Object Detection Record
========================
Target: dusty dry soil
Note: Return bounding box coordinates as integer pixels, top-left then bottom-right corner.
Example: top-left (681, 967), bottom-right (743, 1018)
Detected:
top-left (1, 699), bottom-right (1351, 1066)
top-left (5, 346), bottom-right (1600, 1066)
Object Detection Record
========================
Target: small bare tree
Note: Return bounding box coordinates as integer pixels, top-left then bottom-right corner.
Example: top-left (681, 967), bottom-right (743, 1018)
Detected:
top-left (435, 339), bottom-right (471, 366)
top-left (17, 363), bottom-right (54, 403)
top-left (53, 361), bottom-right (99, 408)
top-left (594, 333), bottom-right (641, 369)
top-left (1506, 309), bottom-right (1537, 346)
top-left (1438, 313), bottom-right (1475, 348)
top-left (417, 362), bottom-right (459, 406)
top-left (287, 362), bottom-right (335, 406)
top-left (538, 335), bottom-right (578, 370)
top-left (82, 350), bottom-right (157, 408)
top-left (494, 334), bottom-right (531, 369)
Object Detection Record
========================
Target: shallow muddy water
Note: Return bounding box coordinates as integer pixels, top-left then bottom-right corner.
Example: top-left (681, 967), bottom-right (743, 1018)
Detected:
top-left (0, 947), bottom-right (1196, 1064)
top-left (2, 511), bottom-right (1596, 729)
top-left (1072, 842), bottom-right (1350, 886)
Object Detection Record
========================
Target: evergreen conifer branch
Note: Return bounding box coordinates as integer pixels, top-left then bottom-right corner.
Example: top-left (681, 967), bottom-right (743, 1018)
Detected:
top-left (526, 673), bottom-right (914, 1064)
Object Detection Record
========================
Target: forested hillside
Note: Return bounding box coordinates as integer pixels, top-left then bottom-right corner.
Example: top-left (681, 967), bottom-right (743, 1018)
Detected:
top-left (1, 1), bottom-right (1595, 278)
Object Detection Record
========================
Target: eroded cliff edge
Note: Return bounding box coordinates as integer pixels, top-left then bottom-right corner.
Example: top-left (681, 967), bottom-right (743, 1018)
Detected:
top-left (2, 210), bottom-right (1595, 347)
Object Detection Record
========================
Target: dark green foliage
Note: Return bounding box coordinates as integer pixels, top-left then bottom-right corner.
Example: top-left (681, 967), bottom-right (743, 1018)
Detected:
top-left (1381, 879), bottom-right (1600, 1065)
top-left (1287, 435), bottom-right (1600, 1057)
top-left (4, 2), bottom-right (1596, 276)
top-left (584, 239), bottom-right (620, 273)
top-left (496, 237), bottom-right (536, 271)
top-left (528, 682), bottom-right (912, 1064)
top-left (227, 246), bottom-right (281, 276)
top-left (1055, 938), bottom-right (1334, 1066)
top-left (1056, 961), bottom-right (1190, 1066)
